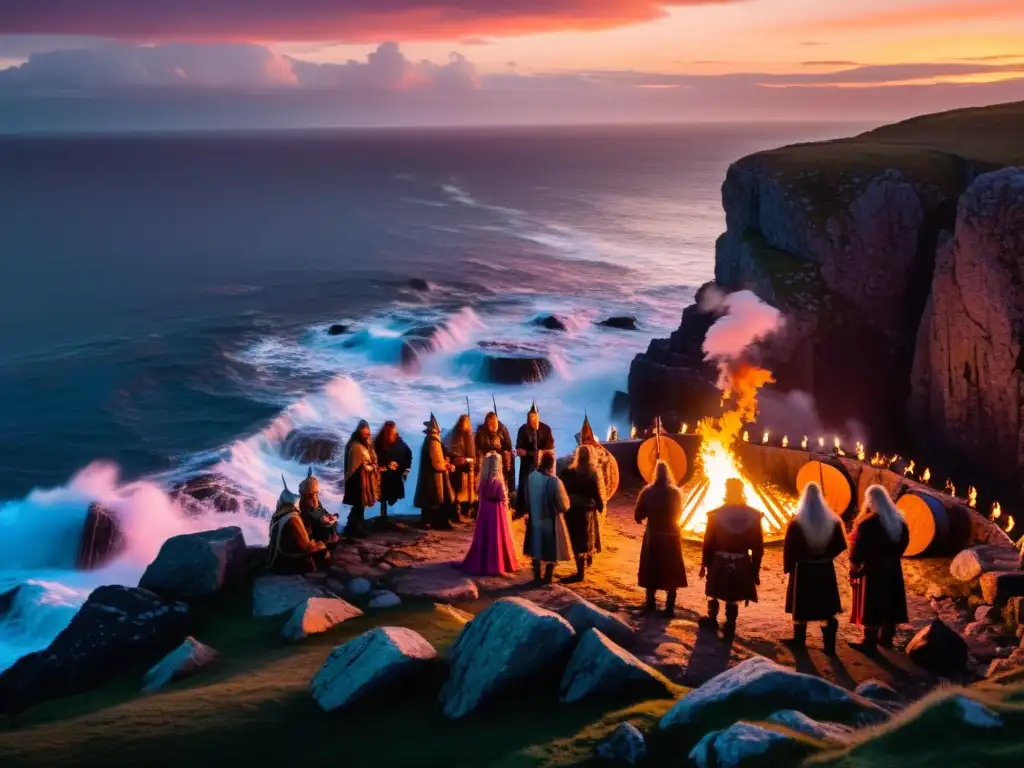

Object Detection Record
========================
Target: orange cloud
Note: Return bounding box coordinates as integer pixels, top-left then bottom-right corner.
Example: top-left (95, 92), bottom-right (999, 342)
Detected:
top-left (792, 1), bottom-right (1023, 32)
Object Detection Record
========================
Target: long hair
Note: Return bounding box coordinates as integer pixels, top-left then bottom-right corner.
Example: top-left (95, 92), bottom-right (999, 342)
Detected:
top-left (794, 481), bottom-right (843, 551)
top-left (374, 420), bottom-right (397, 454)
top-left (569, 444), bottom-right (598, 479)
top-left (450, 414), bottom-right (475, 458)
top-left (477, 451), bottom-right (508, 503)
top-left (858, 484), bottom-right (905, 541)
top-left (653, 459), bottom-right (675, 488)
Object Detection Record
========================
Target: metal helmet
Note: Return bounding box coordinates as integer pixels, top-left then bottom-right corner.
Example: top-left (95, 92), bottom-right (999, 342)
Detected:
top-left (278, 475), bottom-right (301, 510)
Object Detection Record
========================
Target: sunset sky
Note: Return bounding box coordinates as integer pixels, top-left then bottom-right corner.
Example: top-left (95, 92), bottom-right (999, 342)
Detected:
top-left (1, 0), bottom-right (1022, 130)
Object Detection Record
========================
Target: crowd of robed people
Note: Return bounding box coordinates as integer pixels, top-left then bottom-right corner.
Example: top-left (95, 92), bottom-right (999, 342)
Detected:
top-left (266, 403), bottom-right (911, 656)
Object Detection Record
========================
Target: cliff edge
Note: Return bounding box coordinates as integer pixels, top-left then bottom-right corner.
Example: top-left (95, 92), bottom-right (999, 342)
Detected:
top-left (630, 101), bottom-right (1024, 493)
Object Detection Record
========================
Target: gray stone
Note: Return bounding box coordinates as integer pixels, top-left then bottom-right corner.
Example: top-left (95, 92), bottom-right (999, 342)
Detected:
top-left (660, 656), bottom-right (887, 733)
top-left (854, 679), bottom-right (901, 704)
top-left (985, 648), bottom-right (1024, 678)
top-left (595, 722), bottom-right (647, 765)
top-left (767, 710), bottom-right (855, 744)
top-left (252, 575), bottom-right (331, 617)
top-left (142, 636), bottom-right (219, 693)
top-left (981, 571), bottom-right (1024, 606)
top-left (953, 695), bottom-right (1003, 728)
top-left (139, 527), bottom-right (248, 600)
top-left (689, 722), bottom-right (799, 768)
top-left (346, 577), bottom-right (373, 598)
top-left (559, 629), bottom-right (672, 704)
top-left (281, 597), bottom-right (363, 640)
top-left (950, 546), bottom-right (1021, 583)
top-left (311, 627), bottom-right (437, 712)
top-left (975, 605), bottom-right (1000, 623)
top-left (560, 600), bottom-right (636, 649)
top-left (391, 564), bottom-right (479, 603)
top-left (368, 591), bottom-right (402, 609)
top-left (906, 619), bottom-right (969, 676)
top-left (440, 597), bottom-right (576, 719)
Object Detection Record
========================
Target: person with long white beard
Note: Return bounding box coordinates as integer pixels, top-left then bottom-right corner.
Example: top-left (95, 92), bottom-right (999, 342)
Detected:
top-left (782, 481), bottom-right (848, 656)
top-left (848, 485), bottom-right (910, 653)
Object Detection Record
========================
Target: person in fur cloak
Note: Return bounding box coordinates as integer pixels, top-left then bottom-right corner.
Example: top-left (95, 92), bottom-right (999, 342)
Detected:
top-left (782, 481), bottom-right (848, 656)
top-left (298, 467), bottom-right (340, 546)
top-left (446, 414), bottom-right (478, 523)
top-left (699, 478), bottom-right (764, 639)
top-left (848, 485), bottom-right (910, 653)
top-left (414, 413), bottom-right (456, 530)
top-left (374, 421), bottom-right (413, 518)
top-left (634, 460), bottom-right (688, 617)
top-left (267, 478), bottom-right (330, 574)
top-left (342, 420), bottom-right (384, 538)
top-left (524, 450), bottom-right (573, 583)
top-left (475, 410), bottom-right (515, 498)
top-left (514, 401), bottom-right (554, 519)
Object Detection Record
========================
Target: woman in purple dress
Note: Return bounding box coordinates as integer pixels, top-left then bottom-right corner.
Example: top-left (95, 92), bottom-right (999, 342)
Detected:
top-left (459, 452), bottom-right (520, 576)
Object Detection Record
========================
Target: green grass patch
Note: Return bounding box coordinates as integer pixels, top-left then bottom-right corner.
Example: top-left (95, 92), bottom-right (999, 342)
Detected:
top-left (739, 228), bottom-right (828, 310)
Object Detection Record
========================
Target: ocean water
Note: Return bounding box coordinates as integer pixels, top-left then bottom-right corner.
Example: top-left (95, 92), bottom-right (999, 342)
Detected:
top-left (0, 122), bottom-right (858, 670)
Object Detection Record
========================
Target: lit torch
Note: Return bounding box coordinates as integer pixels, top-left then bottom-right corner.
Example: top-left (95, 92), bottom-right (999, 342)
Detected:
top-left (870, 452), bottom-right (883, 467)
top-left (680, 423), bottom-right (689, 435)
top-left (856, 442), bottom-right (866, 461)
top-left (945, 479), bottom-right (956, 497)
top-left (743, 431), bottom-right (750, 443)
top-left (904, 460), bottom-right (916, 477)
top-left (630, 424), bottom-right (637, 440)
top-left (968, 486), bottom-right (978, 508)
top-left (762, 430), bottom-right (770, 444)
top-left (818, 437), bottom-right (825, 449)
top-left (1007, 516), bottom-right (1016, 535)
top-left (922, 467), bottom-right (931, 484)
top-left (991, 502), bottom-right (1002, 521)
top-left (782, 435), bottom-right (789, 448)
top-left (801, 436), bottom-right (808, 449)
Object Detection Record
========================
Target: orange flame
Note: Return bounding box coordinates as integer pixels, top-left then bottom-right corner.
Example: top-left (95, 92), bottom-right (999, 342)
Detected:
top-left (782, 435), bottom-right (789, 448)
top-left (856, 442), bottom-right (866, 461)
top-left (743, 431), bottom-right (750, 443)
top-left (922, 468), bottom-right (931, 483)
top-left (817, 437), bottom-right (825, 449)
top-left (905, 460), bottom-right (916, 477)
top-left (762, 430), bottom-right (770, 444)
top-left (1007, 516), bottom-right (1016, 534)
top-left (680, 423), bottom-right (689, 435)
top-left (968, 486), bottom-right (978, 508)
top-left (945, 479), bottom-right (956, 497)
top-left (991, 502), bottom-right (1002, 520)
top-left (630, 424), bottom-right (637, 440)
top-left (801, 436), bottom-right (808, 449)
top-left (870, 452), bottom-right (884, 466)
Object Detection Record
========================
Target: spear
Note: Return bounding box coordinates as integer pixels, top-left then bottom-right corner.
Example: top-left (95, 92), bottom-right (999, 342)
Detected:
top-left (492, 395), bottom-right (499, 421)
top-left (466, 396), bottom-right (471, 419)
top-left (655, 416), bottom-right (663, 461)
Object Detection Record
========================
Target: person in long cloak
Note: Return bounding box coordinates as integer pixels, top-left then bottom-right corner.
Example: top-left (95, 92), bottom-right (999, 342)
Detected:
top-left (699, 478), bottom-right (764, 639)
top-left (558, 445), bottom-right (605, 583)
top-left (634, 460), bottom-right (687, 617)
top-left (458, 452), bottom-right (520, 576)
top-left (374, 421), bottom-right (412, 518)
top-left (446, 414), bottom-right (478, 523)
top-left (342, 420), bottom-right (382, 538)
top-left (475, 411), bottom-right (515, 497)
top-left (267, 478), bottom-right (330, 574)
top-left (524, 450), bottom-right (573, 583)
top-left (514, 401), bottom-right (554, 519)
top-left (298, 467), bottom-right (340, 546)
top-left (413, 413), bottom-right (455, 530)
top-left (783, 481), bottom-right (848, 656)
top-left (848, 485), bottom-right (910, 653)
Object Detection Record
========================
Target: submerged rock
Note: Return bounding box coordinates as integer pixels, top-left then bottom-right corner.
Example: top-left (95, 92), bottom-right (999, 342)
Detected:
top-left (139, 526), bottom-right (248, 601)
top-left (595, 722), bottom-right (647, 765)
top-left (905, 619), bottom-right (969, 676)
top-left (170, 473), bottom-right (255, 515)
top-left (141, 636), bottom-right (219, 693)
top-left (76, 502), bottom-right (125, 570)
top-left (440, 597), bottom-right (576, 719)
top-left (598, 316), bottom-right (639, 331)
top-left (659, 656), bottom-right (887, 734)
top-left (950, 545), bottom-right (1021, 583)
top-left (559, 629), bottom-right (673, 704)
top-left (311, 626), bottom-right (437, 712)
top-left (407, 278), bottom-right (432, 292)
top-left (0, 586), bottom-right (190, 714)
top-left (560, 600), bottom-right (636, 649)
top-left (390, 564), bottom-right (479, 603)
top-left (282, 597), bottom-right (363, 641)
top-left (533, 314), bottom-right (568, 331)
top-left (281, 428), bottom-right (343, 465)
top-left (327, 323), bottom-right (351, 336)
top-left (252, 575), bottom-right (333, 617)
top-left (471, 342), bottom-right (554, 385)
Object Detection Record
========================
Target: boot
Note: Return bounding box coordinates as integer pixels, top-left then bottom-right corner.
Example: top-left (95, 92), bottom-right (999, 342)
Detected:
top-left (543, 563), bottom-right (555, 584)
top-left (699, 599), bottom-right (720, 630)
top-left (783, 622), bottom-right (807, 649)
top-left (561, 556), bottom-right (585, 584)
top-left (849, 627), bottom-right (878, 654)
top-left (723, 603), bottom-right (739, 640)
top-left (822, 618), bottom-right (838, 657)
top-left (532, 560), bottom-right (542, 583)
top-left (380, 502), bottom-right (388, 519)
top-left (665, 589), bottom-right (677, 619)
top-left (879, 623), bottom-right (895, 649)
top-left (644, 589), bottom-right (657, 614)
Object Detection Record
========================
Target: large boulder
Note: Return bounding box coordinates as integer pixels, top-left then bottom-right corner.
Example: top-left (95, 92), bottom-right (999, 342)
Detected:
top-left (659, 656), bottom-right (887, 735)
top-left (390, 564), bottom-right (479, 603)
top-left (76, 502), bottom-right (125, 570)
top-left (0, 586), bottom-right (190, 714)
top-left (327, 323), bottom-right (351, 336)
top-left (252, 575), bottom-right (333, 617)
top-left (141, 636), bottom-right (219, 693)
top-left (689, 721), bottom-right (815, 768)
top-left (560, 600), bottom-right (636, 649)
top-left (310, 627), bottom-right (437, 712)
top-left (980, 571), bottom-right (1024, 606)
top-left (170, 473), bottom-right (256, 515)
top-left (598, 316), bottom-right (639, 331)
top-left (465, 342), bottom-right (554, 385)
top-left (368, 591), bottom-right (402, 609)
top-left (905, 619), bottom-right (969, 676)
top-left (533, 314), bottom-right (568, 331)
top-left (280, 428), bottom-right (343, 465)
top-left (766, 710), bottom-right (855, 744)
top-left (138, 526), bottom-right (248, 601)
top-left (281, 597), bottom-right (363, 641)
top-left (854, 680), bottom-right (902, 707)
top-left (440, 597), bottom-right (576, 719)
top-left (559, 629), bottom-right (673, 704)
top-left (950, 545), bottom-right (1021, 583)
top-left (910, 168), bottom-right (1024, 499)
top-left (595, 722), bottom-right (647, 765)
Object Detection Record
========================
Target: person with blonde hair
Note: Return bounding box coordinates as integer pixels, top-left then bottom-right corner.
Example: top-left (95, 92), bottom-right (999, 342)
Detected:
top-left (559, 444), bottom-right (605, 583)
top-left (633, 460), bottom-right (687, 617)
top-left (459, 452), bottom-right (520, 576)
top-left (782, 481), bottom-right (848, 655)
top-left (848, 485), bottom-right (910, 653)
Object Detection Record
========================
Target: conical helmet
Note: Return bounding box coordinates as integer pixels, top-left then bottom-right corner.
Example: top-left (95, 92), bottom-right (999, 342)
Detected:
top-left (278, 475), bottom-right (301, 509)
top-left (298, 466), bottom-right (319, 496)
top-left (528, 400), bottom-right (539, 417)
top-left (579, 411), bottom-right (595, 443)
top-left (422, 412), bottom-right (440, 434)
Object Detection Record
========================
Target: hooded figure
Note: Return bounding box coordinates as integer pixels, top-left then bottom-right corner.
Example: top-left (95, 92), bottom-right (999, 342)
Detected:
top-left (414, 413), bottom-right (455, 529)
top-left (699, 478), bottom-right (765, 638)
top-left (783, 481), bottom-right (848, 655)
top-left (374, 421), bottom-right (412, 517)
top-left (514, 401), bottom-right (554, 519)
top-left (848, 485), bottom-right (909, 653)
top-left (343, 420), bottom-right (380, 537)
top-left (558, 444), bottom-right (605, 583)
top-left (634, 460), bottom-right (687, 617)
top-left (524, 450), bottom-right (573, 583)
top-left (446, 414), bottom-right (478, 521)
top-left (475, 411), bottom-right (515, 496)
top-left (575, 413), bottom-right (598, 447)
top-left (267, 477), bottom-right (329, 574)
top-left (299, 467), bottom-right (339, 546)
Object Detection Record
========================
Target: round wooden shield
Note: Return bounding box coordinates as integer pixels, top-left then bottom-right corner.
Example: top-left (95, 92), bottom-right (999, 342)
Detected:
top-left (796, 460), bottom-right (854, 519)
top-left (897, 492), bottom-right (949, 557)
top-left (556, 444), bottom-right (620, 502)
top-left (637, 437), bottom-right (687, 485)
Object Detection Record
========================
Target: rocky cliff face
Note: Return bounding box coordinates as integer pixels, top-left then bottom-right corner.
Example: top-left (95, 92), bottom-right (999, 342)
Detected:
top-left (909, 168), bottom-right (1024, 492)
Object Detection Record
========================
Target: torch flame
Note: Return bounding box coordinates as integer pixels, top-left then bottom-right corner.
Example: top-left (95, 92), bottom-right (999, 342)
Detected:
top-left (762, 430), bottom-right (770, 444)
top-left (1007, 516), bottom-right (1016, 534)
top-left (945, 479), bottom-right (956, 497)
top-left (922, 468), bottom-right (931, 483)
top-left (630, 424), bottom-right (637, 440)
top-left (968, 486), bottom-right (978, 508)
top-left (870, 452), bottom-right (883, 466)
top-left (782, 435), bottom-right (789, 448)
top-left (680, 423), bottom-right (689, 435)
top-left (818, 437), bottom-right (825, 449)
top-left (801, 436), bottom-right (808, 450)
top-left (606, 425), bottom-right (613, 441)
top-left (833, 436), bottom-right (841, 450)
top-left (905, 460), bottom-right (916, 476)
top-left (856, 442), bottom-right (866, 461)
top-left (991, 502), bottom-right (1002, 520)
top-left (743, 431), bottom-right (750, 443)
